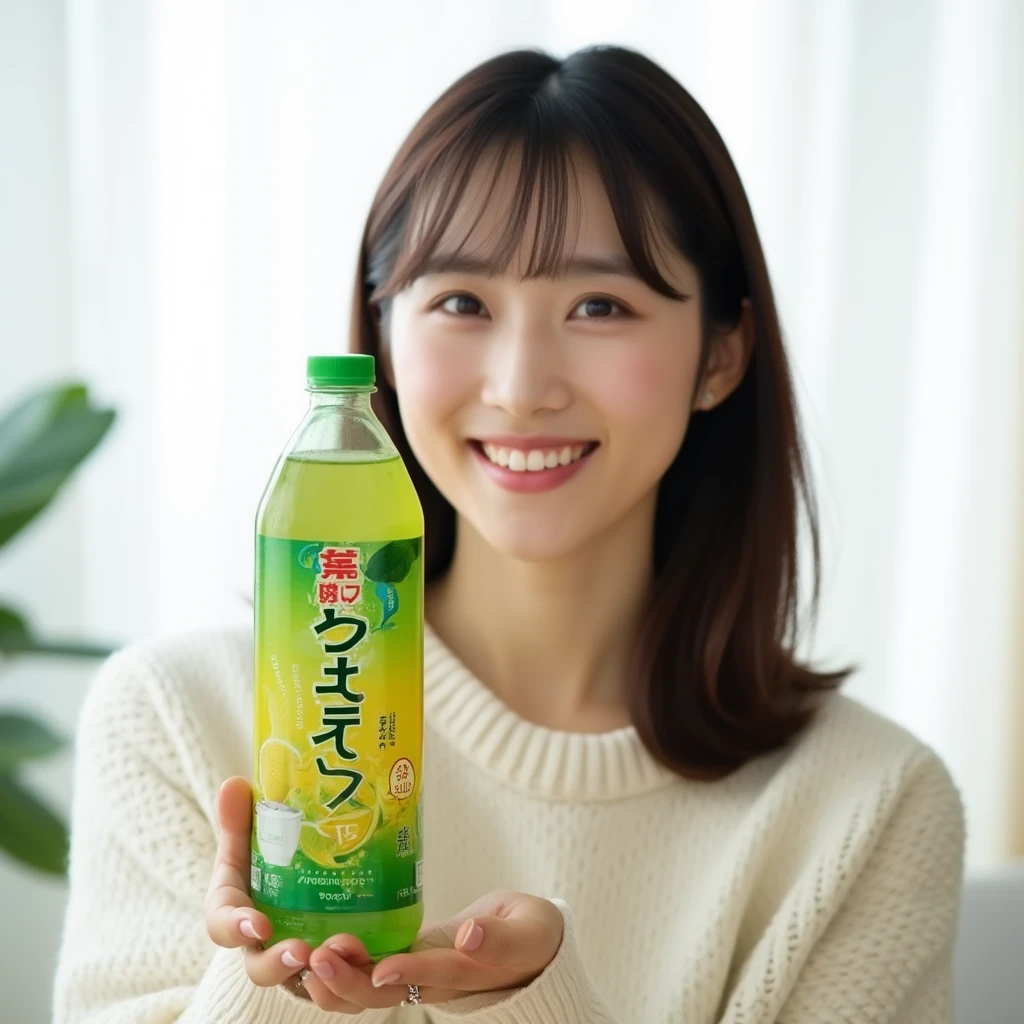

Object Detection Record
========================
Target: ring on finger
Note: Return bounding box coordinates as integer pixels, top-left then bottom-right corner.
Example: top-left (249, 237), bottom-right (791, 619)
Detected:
top-left (289, 970), bottom-right (312, 1000)
top-left (401, 983), bottom-right (422, 1005)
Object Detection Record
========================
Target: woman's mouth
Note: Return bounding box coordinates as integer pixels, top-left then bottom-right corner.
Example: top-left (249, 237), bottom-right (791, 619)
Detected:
top-left (468, 438), bottom-right (599, 493)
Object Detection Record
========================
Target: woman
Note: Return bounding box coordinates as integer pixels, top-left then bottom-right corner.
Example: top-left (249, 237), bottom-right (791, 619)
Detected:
top-left (54, 46), bottom-right (965, 1023)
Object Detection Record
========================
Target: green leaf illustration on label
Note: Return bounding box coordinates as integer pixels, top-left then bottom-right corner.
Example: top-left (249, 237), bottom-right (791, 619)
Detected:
top-left (365, 538), bottom-right (421, 584)
top-left (375, 581), bottom-right (399, 628)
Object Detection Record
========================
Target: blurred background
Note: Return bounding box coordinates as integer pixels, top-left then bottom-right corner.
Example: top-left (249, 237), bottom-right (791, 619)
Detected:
top-left (1, 0), bottom-right (1022, 1020)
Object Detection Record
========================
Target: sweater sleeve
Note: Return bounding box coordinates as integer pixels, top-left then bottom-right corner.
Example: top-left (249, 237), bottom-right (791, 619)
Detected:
top-left (52, 645), bottom-right (395, 1024)
top-left (422, 900), bottom-right (617, 1024)
top-left (771, 750), bottom-right (965, 1023)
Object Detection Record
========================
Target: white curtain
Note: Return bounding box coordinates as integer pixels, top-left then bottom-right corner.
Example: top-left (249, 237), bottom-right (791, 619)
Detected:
top-left (51, 0), bottom-right (1023, 867)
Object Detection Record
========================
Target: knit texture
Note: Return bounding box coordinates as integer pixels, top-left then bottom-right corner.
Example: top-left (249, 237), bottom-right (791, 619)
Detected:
top-left (53, 626), bottom-right (965, 1022)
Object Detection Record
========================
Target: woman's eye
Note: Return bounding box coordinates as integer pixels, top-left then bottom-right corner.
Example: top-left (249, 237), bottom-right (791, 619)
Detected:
top-left (439, 294), bottom-right (486, 317)
top-left (572, 296), bottom-right (626, 319)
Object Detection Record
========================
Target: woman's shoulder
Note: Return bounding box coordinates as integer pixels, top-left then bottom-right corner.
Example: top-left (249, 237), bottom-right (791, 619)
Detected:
top-left (84, 625), bottom-right (251, 707)
top-left (78, 626), bottom-right (253, 780)
top-left (741, 691), bottom-right (964, 839)
top-left (800, 691), bottom-right (953, 778)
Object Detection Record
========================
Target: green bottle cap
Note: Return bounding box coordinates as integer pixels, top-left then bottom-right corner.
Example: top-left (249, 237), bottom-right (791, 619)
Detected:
top-left (306, 354), bottom-right (375, 388)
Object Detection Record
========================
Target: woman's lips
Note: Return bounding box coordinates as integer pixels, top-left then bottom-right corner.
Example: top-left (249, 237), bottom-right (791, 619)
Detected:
top-left (468, 440), bottom-right (599, 493)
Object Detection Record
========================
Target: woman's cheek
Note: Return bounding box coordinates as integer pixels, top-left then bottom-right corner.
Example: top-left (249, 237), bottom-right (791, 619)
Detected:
top-left (393, 336), bottom-right (472, 416)
top-left (392, 343), bottom-right (479, 472)
top-left (585, 343), bottom-right (694, 432)
top-left (389, 300), bottom-right (480, 422)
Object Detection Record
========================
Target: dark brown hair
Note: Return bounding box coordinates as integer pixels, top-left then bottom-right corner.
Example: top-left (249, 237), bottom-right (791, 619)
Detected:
top-left (350, 46), bottom-right (853, 780)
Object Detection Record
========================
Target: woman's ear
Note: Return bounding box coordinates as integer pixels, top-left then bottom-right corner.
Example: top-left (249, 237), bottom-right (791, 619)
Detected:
top-left (694, 298), bottom-right (754, 411)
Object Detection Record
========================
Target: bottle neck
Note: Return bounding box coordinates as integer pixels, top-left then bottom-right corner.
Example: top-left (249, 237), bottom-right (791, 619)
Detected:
top-left (307, 387), bottom-right (375, 411)
top-left (289, 385), bottom-right (396, 461)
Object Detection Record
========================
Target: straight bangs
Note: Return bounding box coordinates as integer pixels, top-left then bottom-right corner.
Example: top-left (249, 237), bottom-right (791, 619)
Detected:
top-left (366, 105), bottom-right (687, 306)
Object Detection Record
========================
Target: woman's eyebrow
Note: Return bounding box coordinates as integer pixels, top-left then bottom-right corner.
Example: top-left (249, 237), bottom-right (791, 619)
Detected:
top-left (418, 252), bottom-right (643, 280)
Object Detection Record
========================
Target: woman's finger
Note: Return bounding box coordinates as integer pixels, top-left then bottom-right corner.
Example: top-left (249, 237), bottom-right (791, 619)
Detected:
top-left (296, 968), bottom-right (365, 1015)
top-left (454, 904), bottom-right (562, 971)
top-left (304, 944), bottom-right (415, 1009)
top-left (319, 932), bottom-right (374, 968)
top-left (209, 904), bottom-right (273, 949)
top-left (205, 777), bottom-right (265, 947)
top-left (244, 938), bottom-right (312, 988)
top-left (371, 906), bottom-right (562, 992)
top-left (370, 946), bottom-right (498, 993)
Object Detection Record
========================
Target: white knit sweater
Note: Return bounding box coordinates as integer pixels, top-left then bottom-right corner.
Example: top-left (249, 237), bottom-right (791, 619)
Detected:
top-left (53, 626), bottom-right (965, 1023)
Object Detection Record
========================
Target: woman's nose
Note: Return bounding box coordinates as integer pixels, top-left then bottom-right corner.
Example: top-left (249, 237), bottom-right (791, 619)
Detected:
top-left (479, 323), bottom-right (571, 418)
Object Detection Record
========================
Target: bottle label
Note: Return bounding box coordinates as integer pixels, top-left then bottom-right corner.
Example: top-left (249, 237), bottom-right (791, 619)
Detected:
top-left (252, 535), bottom-right (423, 914)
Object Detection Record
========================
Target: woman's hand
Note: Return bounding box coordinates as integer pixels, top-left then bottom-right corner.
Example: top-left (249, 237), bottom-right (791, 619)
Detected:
top-left (205, 776), bottom-right (389, 1011)
top-left (300, 888), bottom-right (565, 1010)
top-left (365, 888), bottom-right (565, 1002)
top-left (205, 777), bottom-right (332, 1002)
top-left (205, 776), bottom-right (563, 1012)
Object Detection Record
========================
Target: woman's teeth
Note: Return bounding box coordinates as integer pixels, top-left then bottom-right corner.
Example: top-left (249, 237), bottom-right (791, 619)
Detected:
top-left (481, 443), bottom-right (588, 472)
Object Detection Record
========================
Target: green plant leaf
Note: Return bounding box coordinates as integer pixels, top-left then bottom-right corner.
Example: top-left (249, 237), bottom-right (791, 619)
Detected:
top-left (0, 713), bottom-right (66, 769)
top-left (0, 384), bottom-right (115, 548)
top-left (0, 772), bottom-right (68, 875)
top-left (7, 638), bottom-right (114, 658)
top-left (0, 601), bottom-right (112, 658)
top-left (0, 471), bottom-right (69, 533)
top-left (1, 406), bottom-right (116, 485)
top-left (0, 385), bottom-right (86, 470)
top-left (0, 606), bottom-right (31, 649)
top-left (364, 538), bottom-right (421, 584)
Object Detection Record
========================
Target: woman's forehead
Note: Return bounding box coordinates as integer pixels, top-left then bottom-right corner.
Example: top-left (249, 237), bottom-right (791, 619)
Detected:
top-left (406, 149), bottom-right (568, 274)
top-left (395, 141), bottom-right (694, 296)
top-left (423, 156), bottom-right (686, 289)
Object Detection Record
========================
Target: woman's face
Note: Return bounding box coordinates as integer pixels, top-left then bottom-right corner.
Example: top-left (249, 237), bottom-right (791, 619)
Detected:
top-left (386, 158), bottom-right (706, 563)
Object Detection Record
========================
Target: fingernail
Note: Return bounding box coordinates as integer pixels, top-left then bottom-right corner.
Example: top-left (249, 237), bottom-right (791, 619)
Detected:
top-left (457, 919), bottom-right (484, 952)
top-left (312, 959), bottom-right (335, 979)
top-left (373, 971), bottom-right (402, 988)
top-left (239, 919), bottom-right (259, 940)
top-left (281, 950), bottom-right (305, 969)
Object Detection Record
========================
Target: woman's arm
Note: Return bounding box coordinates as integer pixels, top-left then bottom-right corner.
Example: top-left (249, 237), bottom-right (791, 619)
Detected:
top-left (424, 752), bottom-right (964, 1024)
top-left (767, 750), bottom-right (965, 1023)
top-left (52, 644), bottom-right (393, 1023)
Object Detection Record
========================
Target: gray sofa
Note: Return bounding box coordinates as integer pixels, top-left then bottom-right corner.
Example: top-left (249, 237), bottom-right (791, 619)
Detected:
top-left (954, 861), bottom-right (1024, 1022)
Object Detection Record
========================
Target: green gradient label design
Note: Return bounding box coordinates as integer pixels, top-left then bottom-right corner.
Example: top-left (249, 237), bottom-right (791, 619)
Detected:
top-left (251, 535), bottom-right (423, 914)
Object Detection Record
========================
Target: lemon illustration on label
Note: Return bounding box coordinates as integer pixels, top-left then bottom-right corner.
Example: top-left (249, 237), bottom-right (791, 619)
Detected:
top-left (296, 748), bottom-right (379, 814)
top-left (298, 797), bottom-right (380, 866)
top-left (317, 801), bottom-right (380, 854)
top-left (298, 822), bottom-right (344, 869)
top-left (259, 738), bottom-right (300, 803)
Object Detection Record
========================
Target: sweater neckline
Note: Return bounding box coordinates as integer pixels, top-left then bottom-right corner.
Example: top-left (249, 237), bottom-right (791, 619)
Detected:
top-left (423, 622), bottom-right (678, 802)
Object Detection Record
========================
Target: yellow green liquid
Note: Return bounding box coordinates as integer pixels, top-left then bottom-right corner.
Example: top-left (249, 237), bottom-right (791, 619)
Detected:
top-left (254, 453), bottom-right (424, 959)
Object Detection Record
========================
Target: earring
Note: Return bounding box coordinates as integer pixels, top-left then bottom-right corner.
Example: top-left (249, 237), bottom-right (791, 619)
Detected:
top-left (702, 391), bottom-right (715, 409)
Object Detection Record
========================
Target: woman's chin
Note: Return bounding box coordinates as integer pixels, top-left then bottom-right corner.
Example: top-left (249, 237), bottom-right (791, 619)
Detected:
top-left (472, 522), bottom-right (587, 565)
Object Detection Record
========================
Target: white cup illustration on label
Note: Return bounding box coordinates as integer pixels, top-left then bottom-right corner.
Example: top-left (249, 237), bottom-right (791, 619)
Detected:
top-left (255, 800), bottom-right (302, 866)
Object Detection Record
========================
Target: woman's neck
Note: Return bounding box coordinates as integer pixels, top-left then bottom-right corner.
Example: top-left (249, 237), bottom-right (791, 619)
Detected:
top-left (426, 498), bottom-right (656, 733)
